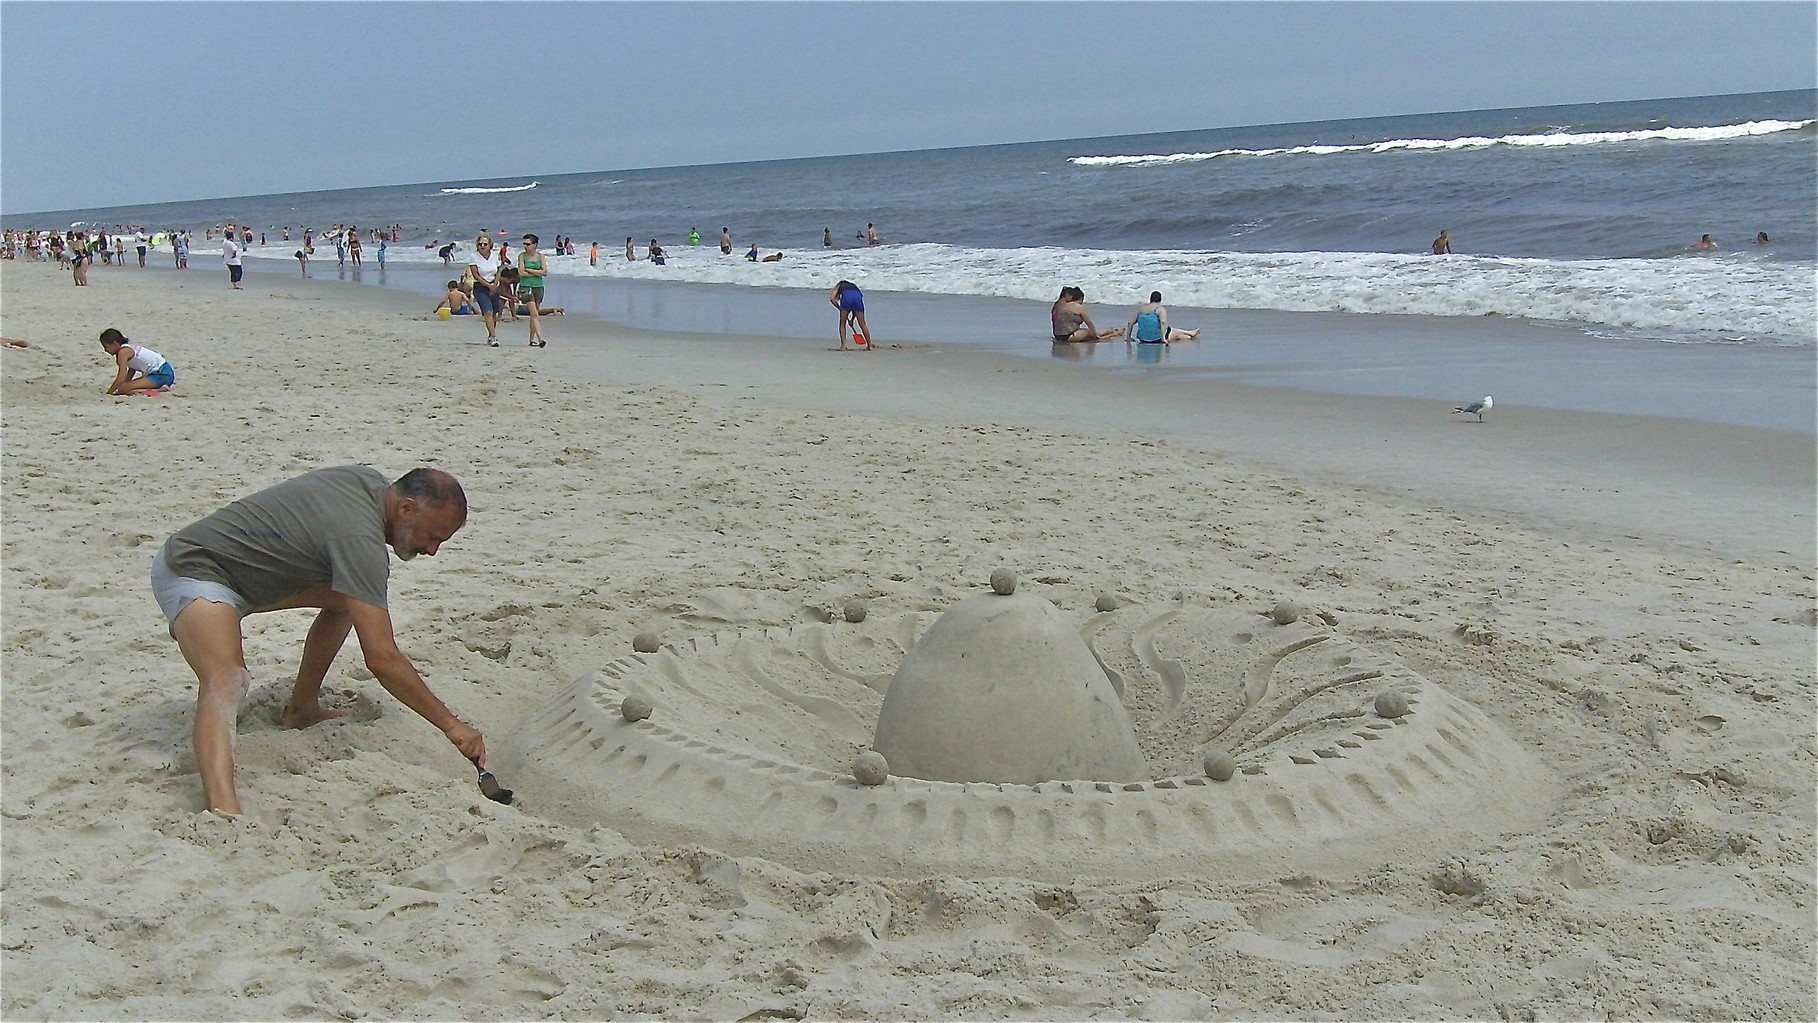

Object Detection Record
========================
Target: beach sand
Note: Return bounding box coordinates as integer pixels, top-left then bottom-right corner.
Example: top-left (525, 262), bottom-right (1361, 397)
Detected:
top-left (3, 262), bottom-right (1812, 1020)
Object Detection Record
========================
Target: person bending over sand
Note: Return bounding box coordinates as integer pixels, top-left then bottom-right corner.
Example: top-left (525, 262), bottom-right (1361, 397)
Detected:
top-left (1051, 287), bottom-right (1122, 342)
top-left (99, 328), bottom-right (176, 394)
top-left (153, 466), bottom-right (484, 814)
top-left (1126, 291), bottom-right (1201, 343)
top-left (831, 280), bottom-right (874, 352)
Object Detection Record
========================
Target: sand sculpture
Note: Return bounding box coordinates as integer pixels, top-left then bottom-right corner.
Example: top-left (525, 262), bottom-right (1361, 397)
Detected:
top-left (873, 572), bottom-right (1147, 785)
top-left (504, 573), bottom-right (1547, 880)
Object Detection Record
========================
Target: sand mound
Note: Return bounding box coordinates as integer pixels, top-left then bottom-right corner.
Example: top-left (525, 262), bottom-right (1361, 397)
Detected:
top-left (874, 588), bottom-right (1148, 785)
top-left (502, 595), bottom-right (1550, 880)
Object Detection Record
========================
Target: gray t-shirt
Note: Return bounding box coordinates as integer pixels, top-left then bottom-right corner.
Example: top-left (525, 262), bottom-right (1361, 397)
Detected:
top-left (162, 465), bottom-right (391, 611)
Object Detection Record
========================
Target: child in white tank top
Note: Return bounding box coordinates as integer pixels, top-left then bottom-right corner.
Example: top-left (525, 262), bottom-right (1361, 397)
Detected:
top-left (99, 327), bottom-right (177, 395)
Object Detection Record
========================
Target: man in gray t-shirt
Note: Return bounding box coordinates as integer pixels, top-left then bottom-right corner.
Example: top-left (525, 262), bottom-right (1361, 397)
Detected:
top-left (153, 465), bottom-right (482, 815)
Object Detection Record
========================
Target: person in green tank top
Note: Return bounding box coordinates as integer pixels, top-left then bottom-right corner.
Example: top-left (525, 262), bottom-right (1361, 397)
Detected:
top-left (518, 234), bottom-right (549, 347)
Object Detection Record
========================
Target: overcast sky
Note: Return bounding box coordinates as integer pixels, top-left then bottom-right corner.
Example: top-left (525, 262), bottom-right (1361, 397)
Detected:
top-left (2, 1), bottom-right (1812, 214)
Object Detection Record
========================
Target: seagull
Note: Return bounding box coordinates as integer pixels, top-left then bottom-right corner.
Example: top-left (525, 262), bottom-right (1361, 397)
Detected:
top-left (1451, 395), bottom-right (1493, 422)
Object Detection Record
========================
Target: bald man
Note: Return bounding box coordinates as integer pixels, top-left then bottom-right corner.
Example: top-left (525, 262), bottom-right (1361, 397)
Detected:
top-left (153, 465), bottom-right (483, 814)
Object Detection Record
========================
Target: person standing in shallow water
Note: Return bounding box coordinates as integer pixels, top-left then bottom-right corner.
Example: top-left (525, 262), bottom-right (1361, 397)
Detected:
top-left (1431, 230), bottom-right (1451, 254)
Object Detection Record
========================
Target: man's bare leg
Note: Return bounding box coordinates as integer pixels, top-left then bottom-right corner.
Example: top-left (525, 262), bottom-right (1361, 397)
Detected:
top-left (171, 600), bottom-right (253, 814)
top-left (283, 606), bottom-right (352, 729)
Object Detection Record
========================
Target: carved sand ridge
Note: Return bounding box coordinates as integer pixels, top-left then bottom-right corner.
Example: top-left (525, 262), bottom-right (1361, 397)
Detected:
top-left (502, 599), bottom-right (1551, 880)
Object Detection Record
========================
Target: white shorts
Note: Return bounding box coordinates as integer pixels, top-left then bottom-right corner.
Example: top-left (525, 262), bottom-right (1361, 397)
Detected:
top-left (151, 548), bottom-right (252, 634)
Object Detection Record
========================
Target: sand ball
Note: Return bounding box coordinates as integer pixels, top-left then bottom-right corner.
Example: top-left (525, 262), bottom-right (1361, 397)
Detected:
top-left (1095, 593), bottom-right (1121, 612)
top-left (990, 569), bottom-right (1018, 595)
top-left (1270, 599), bottom-right (1303, 625)
top-left (852, 750), bottom-right (890, 786)
top-left (844, 601), bottom-right (869, 623)
top-left (1374, 690), bottom-right (1410, 718)
top-left (632, 631), bottom-right (662, 653)
top-left (621, 696), bottom-right (654, 722)
top-left (1203, 750), bottom-right (1237, 782)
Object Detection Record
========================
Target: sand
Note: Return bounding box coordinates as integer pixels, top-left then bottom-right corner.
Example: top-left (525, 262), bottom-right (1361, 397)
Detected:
top-left (3, 261), bottom-right (1813, 1021)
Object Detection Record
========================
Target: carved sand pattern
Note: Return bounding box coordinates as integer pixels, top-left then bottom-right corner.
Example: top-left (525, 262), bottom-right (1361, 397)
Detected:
top-left (504, 601), bottom-right (1548, 880)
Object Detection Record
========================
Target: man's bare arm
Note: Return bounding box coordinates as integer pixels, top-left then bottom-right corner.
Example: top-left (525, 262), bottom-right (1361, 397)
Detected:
top-left (345, 599), bottom-right (486, 764)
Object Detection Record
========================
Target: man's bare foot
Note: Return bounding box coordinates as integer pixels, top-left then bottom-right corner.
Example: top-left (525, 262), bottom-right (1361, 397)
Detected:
top-left (280, 703), bottom-right (345, 729)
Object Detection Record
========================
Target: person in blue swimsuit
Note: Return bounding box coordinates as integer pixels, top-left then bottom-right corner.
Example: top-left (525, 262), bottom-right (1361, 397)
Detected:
top-left (1125, 291), bottom-right (1201, 343)
top-left (830, 280), bottom-right (873, 352)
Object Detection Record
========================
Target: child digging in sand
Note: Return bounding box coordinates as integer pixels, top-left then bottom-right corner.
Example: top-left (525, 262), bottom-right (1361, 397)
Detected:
top-left (99, 328), bottom-right (176, 395)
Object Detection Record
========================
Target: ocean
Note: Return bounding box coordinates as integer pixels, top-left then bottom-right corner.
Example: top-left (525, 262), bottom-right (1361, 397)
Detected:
top-left (14, 90), bottom-right (1817, 428)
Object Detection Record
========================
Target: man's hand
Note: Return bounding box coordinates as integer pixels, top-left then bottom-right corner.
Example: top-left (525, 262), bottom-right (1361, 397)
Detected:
top-left (445, 720), bottom-right (486, 765)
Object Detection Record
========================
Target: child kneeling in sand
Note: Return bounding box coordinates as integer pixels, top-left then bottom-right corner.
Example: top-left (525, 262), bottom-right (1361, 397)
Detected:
top-left (99, 328), bottom-right (176, 395)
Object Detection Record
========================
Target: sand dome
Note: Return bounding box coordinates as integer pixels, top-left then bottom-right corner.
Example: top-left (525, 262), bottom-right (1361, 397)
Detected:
top-left (872, 589), bottom-right (1148, 785)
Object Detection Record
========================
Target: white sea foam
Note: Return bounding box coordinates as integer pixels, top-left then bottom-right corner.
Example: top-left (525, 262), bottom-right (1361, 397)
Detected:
top-left (434, 181), bottom-right (540, 195)
top-left (231, 241), bottom-right (1816, 344)
top-left (1072, 119), bottom-right (1817, 167)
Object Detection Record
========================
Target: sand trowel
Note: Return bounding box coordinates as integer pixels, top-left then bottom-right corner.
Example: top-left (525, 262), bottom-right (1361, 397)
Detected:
top-left (471, 757), bottom-right (514, 804)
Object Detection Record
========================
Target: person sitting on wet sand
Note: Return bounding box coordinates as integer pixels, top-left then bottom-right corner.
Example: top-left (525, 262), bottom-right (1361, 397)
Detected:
top-left (1126, 291), bottom-right (1201, 343)
top-left (434, 280), bottom-right (476, 316)
top-left (1051, 287), bottom-right (1122, 343)
top-left (100, 328), bottom-right (176, 395)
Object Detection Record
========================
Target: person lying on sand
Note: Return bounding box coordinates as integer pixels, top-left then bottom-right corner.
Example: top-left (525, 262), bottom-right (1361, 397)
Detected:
top-left (1, 337), bottom-right (29, 348)
top-left (99, 328), bottom-right (176, 394)
top-left (153, 466), bottom-right (484, 815)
